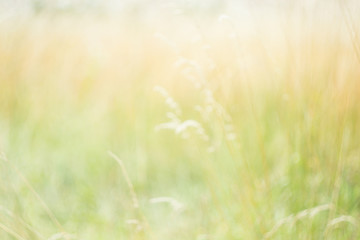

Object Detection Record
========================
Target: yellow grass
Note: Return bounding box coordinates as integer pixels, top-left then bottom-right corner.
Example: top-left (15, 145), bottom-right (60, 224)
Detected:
top-left (0, 1), bottom-right (360, 239)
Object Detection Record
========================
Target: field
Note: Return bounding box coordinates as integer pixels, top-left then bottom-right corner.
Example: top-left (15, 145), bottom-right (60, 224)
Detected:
top-left (0, 1), bottom-right (360, 239)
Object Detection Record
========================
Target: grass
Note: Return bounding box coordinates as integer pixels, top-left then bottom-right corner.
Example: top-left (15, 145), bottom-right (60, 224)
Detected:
top-left (0, 1), bottom-right (360, 239)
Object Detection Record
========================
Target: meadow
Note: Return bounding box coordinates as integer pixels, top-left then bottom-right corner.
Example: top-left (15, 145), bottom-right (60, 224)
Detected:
top-left (0, 1), bottom-right (360, 239)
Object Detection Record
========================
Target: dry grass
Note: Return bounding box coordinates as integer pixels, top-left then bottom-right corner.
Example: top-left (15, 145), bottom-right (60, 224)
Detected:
top-left (0, 1), bottom-right (360, 239)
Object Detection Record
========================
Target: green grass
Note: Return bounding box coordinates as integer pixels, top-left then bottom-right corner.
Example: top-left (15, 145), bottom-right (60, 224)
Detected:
top-left (0, 3), bottom-right (360, 239)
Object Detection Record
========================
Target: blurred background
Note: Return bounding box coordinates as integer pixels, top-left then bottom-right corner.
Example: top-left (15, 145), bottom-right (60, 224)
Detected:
top-left (0, 0), bottom-right (360, 239)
